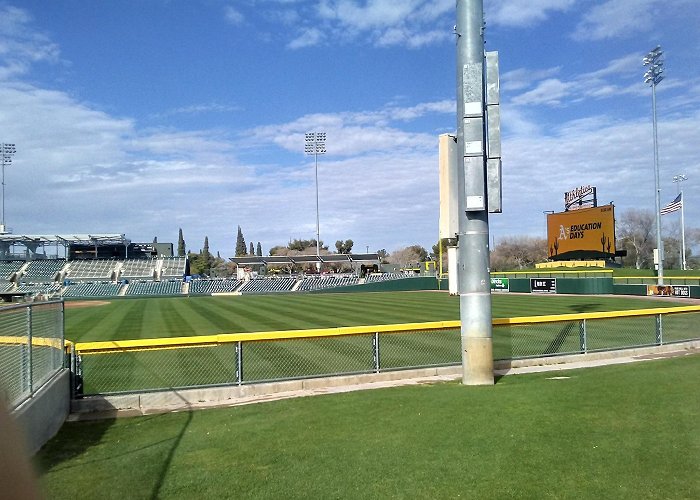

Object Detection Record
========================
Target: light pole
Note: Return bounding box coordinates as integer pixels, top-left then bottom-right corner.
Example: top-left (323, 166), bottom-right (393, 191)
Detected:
top-left (304, 132), bottom-right (326, 266)
top-left (1, 143), bottom-right (16, 234)
top-left (673, 174), bottom-right (687, 271)
top-left (644, 46), bottom-right (664, 285)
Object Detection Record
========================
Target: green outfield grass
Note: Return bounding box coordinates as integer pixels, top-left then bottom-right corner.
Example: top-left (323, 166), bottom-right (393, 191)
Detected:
top-left (65, 292), bottom-right (688, 343)
top-left (37, 355), bottom-right (700, 499)
top-left (66, 292), bottom-right (698, 395)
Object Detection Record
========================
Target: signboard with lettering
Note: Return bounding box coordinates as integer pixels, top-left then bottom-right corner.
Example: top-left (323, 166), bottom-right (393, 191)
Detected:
top-left (490, 277), bottom-right (509, 292)
top-left (565, 185), bottom-right (597, 211)
top-left (647, 285), bottom-right (690, 298)
top-left (531, 278), bottom-right (556, 293)
top-left (547, 205), bottom-right (616, 261)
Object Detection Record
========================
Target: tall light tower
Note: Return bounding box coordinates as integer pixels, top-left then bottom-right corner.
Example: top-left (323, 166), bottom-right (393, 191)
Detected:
top-left (644, 46), bottom-right (664, 284)
top-left (1, 143), bottom-right (16, 234)
top-left (304, 132), bottom-right (326, 264)
top-left (673, 174), bottom-right (687, 271)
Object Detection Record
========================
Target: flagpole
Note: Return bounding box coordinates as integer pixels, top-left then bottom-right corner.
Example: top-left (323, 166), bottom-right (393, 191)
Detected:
top-left (680, 190), bottom-right (686, 271)
top-left (673, 174), bottom-right (688, 271)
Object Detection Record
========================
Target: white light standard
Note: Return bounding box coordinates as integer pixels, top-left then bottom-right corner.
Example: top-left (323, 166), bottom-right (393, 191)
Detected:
top-left (644, 46), bottom-right (664, 285)
top-left (1, 143), bottom-right (16, 234)
top-left (304, 132), bottom-right (326, 266)
top-left (673, 174), bottom-right (687, 271)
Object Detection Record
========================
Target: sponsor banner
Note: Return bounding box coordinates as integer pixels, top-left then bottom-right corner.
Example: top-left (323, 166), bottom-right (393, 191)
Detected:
top-left (547, 205), bottom-right (616, 260)
top-left (490, 277), bottom-right (509, 292)
top-left (647, 285), bottom-right (690, 298)
top-left (531, 278), bottom-right (556, 293)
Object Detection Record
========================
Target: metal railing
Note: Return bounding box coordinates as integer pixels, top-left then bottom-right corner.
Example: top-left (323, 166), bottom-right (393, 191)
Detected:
top-left (613, 276), bottom-right (700, 286)
top-left (0, 301), bottom-right (65, 410)
top-left (71, 305), bottom-right (700, 397)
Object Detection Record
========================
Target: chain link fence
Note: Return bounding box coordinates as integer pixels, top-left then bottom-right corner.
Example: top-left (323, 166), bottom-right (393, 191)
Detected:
top-left (0, 301), bottom-right (65, 410)
top-left (73, 307), bottom-right (700, 396)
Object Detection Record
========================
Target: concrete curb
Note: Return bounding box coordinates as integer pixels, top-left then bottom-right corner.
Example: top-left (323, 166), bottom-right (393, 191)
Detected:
top-left (68, 340), bottom-right (700, 421)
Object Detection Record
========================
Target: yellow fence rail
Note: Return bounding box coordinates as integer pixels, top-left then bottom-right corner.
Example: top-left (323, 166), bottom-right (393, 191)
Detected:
top-left (69, 305), bottom-right (700, 396)
top-left (73, 305), bottom-right (700, 354)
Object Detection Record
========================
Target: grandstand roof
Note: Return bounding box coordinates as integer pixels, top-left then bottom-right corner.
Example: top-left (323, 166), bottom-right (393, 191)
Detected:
top-left (230, 253), bottom-right (380, 266)
top-left (0, 234), bottom-right (129, 245)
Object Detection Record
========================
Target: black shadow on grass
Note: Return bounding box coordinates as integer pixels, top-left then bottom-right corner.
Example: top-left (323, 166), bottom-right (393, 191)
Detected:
top-left (150, 407), bottom-right (192, 500)
top-left (544, 322), bottom-right (578, 355)
top-left (570, 303), bottom-right (602, 313)
top-left (35, 413), bottom-right (116, 474)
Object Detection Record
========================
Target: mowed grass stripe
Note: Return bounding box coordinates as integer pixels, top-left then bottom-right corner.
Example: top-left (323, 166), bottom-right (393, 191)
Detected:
top-left (38, 356), bottom-right (700, 499)
top-left (65, 292), bottom-right (690, 343)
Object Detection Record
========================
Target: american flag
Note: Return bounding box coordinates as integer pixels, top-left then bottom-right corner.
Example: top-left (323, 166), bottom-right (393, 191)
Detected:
top-left (660, 193), bottom-right (682, 215)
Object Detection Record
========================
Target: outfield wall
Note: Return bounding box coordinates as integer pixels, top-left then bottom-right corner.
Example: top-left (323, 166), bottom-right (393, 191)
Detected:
top-left (13, 370), bottom-right (70, 454)
top-left (313, 277), bottom-right (440, 293)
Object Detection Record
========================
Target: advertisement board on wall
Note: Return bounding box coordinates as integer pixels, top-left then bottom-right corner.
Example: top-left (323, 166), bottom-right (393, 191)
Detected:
top-left (547, 205), bottom-right (616, 261)
top-left (491, 277), bottom-right (509, 292)
top-left (647, 285), bottom-right (690, 298)
top-left (531, 278), bottom-right (556, 293)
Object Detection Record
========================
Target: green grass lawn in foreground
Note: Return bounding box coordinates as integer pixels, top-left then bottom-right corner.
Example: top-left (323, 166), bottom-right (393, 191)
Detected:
top-left (65, 292), bottom-right (687, 342)
top-left (37, 355), bottom-right (700, 499)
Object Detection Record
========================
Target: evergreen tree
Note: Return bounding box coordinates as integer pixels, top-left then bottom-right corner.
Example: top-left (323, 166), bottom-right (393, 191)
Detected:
top-left (177, 228), bottom-right (186, 256)
top-left (256, 242), bottom-right (262, 256)
top-left (249, 241), bottom-right (254, 255)
top-left (203, 236), bottom-right (211, 265)
top-left (235, 226), bottom-right (247, 257)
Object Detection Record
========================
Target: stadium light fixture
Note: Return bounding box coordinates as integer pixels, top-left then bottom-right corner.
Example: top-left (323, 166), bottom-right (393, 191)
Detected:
top-left (643, 46), bottom-right (664, 284)
top-left (304, 132), bottom-right (326, 266)
top-left (672, 174), bottom-right (687, 271)
top-left (1, 143), bottom-right (16, 234)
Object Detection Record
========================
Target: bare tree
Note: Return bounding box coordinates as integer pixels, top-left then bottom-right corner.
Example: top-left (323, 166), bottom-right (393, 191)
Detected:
top-left (617, 209), bottom-right (655, 269)
top-left (490, 236), bottom-right (546, 271)
top-left (388, 245), bottom-right (429, 268)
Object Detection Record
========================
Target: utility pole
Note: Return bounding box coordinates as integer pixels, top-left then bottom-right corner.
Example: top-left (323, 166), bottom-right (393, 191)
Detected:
top-left (455, 0), bottom-right (493, 385)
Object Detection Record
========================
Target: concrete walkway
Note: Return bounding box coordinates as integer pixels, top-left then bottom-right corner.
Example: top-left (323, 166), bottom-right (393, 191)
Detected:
top-left (69, 340), bottom-right (700, 420)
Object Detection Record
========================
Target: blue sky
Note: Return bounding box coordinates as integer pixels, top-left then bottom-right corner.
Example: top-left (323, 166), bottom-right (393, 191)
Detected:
top-left (0, 0), bottom-right (698, 257)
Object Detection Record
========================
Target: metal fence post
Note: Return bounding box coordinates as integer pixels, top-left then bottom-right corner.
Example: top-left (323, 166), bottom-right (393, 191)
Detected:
top-left (579, 319), bottom-right (587, 354)
top-left (373, 333), bottom-right (381, 373)
top-left (236, 341), bottom-right (243, 385)
top-left (656, 314), bottom-right (663, 345)
top-left (26, 304), bottom-right (33, 397)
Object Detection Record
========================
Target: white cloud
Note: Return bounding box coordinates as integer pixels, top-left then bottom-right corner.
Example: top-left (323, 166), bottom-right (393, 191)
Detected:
top-left (506, 54), bottom-right (652, 108)
top-left (287, 27), bottom-right (324, 49)
top-left (501, 67), bottom-right (562, 92)
top-left (487, 0), bottom-right (575, 27)
top-left (0, 5), bottom-right (61, 79)
top-left (301, 0), bottom-right (453, 48)
top-left (318, 0), bottom-right (425, 31)
top-left (224, 6), bottom-right (245, 25)
top-left (572, 0), bottom-right (696, 41)
top-left (573, 0), bottom-right (656, 41)
top-left (511, 78), bottom-right (572, 106)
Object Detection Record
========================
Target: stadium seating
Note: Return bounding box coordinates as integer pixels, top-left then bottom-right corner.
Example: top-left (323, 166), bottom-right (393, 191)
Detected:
top-left (125, 280), bottom-right (183, 296)
top-left (13, 283), bottom-right (62, 296)
top-left (65, 259), bottom-right (118, 281)
top-left (297, 275), bottom-right (359, 291)
top-left (188, 279), bottom-right (241, 295)
top-left (365, 273), bottom-right (411, 283)
top-left (21, 260), bottom-right (67, 282)
top-left (160, 257), bottom-right (187, 279)
top-left (62, 282), bottom-right (122, 298)
top-left (0, 260), bottom-right (24, 280)
top-left (119, 259), bottom-right (156, 280)
top-left (238, 278), bottom-right (296, 294)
